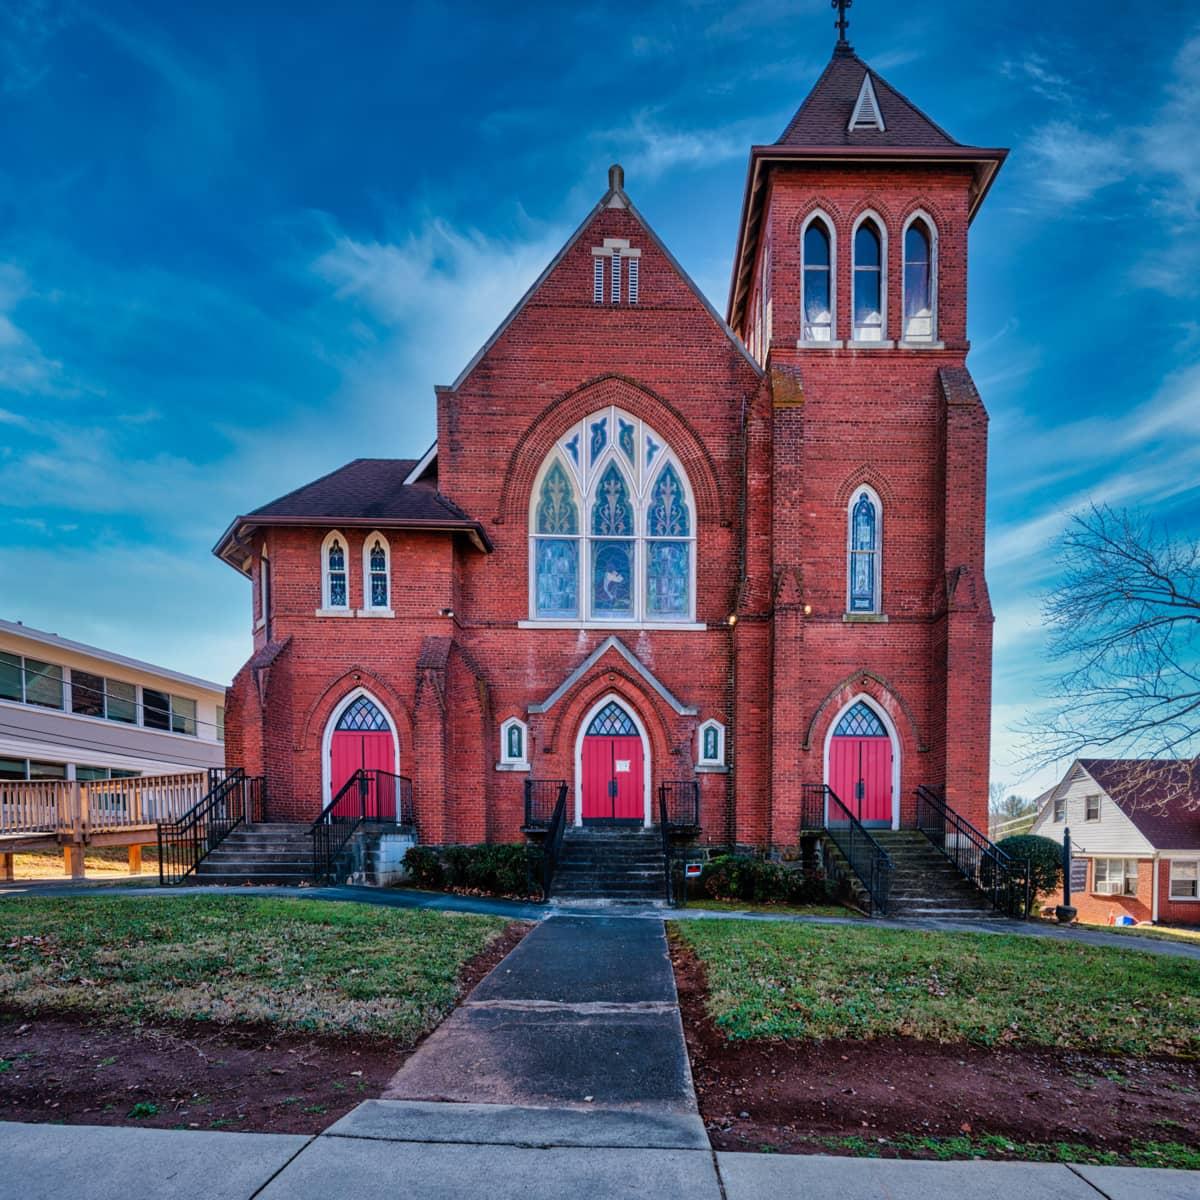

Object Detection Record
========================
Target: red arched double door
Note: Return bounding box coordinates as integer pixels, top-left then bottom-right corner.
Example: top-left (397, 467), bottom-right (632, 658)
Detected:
top-left (828, 701), bottom-right (894, 828)
top-left (329, 695), bottom-right (396, 818)
top-left (581, 700), bottom-right (644, 824)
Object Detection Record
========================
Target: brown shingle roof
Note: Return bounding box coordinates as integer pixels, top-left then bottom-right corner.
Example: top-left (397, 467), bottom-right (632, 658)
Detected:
top-left (1081, 759), bottom-right (1200, 850)
top-left (777, 50), bottom-right (959, 149)
top-left (214, 458), bottom-right (491, 573)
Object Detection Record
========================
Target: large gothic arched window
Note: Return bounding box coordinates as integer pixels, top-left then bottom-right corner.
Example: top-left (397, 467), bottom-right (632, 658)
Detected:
top-left (847, 488), bottom-right (882, 614)
top-left (529, 408), bottom-right (697, 624)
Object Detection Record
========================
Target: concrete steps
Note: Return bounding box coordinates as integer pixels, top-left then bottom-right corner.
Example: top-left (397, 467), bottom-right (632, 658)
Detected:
top-left (552, 828), bottom-right (667, 901)
top-left (193, 822), bottom-right (314, 886)
top-left (872, 831), bottom-right (1013, 920)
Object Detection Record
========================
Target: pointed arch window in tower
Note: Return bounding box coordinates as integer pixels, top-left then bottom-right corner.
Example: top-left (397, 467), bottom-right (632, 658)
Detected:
top-left (802, 218), bottom-right (833, 342)
top-left (903, 219), bottom-right (934, 342)
top-left (848, 490), bottom-right (881, 613)
top-left (853, 220), bottom-right (884, 342)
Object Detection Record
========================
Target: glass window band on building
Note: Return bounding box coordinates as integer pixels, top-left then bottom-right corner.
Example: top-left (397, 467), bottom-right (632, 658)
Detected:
top-left (529, 406), bottom-right (697, 625)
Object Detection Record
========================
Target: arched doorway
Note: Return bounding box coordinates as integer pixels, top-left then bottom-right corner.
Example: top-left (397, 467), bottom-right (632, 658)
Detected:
top-left (322, 691), bottom-right (400, 817)
top-left (825, 698), bottom-right (898, 829)
top-left (575, 696), bottom-right (650, 827)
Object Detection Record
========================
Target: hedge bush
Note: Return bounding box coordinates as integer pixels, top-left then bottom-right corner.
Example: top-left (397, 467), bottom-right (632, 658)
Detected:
top-left (699, 854), bottom-right (830, 905)
top-left (997, 833), bottom-right (1064, 895)
top-left (402, 843), bottom-right (534, 897)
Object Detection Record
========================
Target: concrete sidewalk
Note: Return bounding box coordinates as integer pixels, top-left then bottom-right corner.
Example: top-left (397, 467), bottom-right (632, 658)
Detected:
top-left (2, 1104), bottom-right (1196, 1200)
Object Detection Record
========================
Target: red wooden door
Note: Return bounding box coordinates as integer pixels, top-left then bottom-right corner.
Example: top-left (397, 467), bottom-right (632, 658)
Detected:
top-left (582, 735), bottom-right (644, 821)
top-left (330, 730), bottom-right (394, 815)
top-left (829, 736), bottom-right (893, 827)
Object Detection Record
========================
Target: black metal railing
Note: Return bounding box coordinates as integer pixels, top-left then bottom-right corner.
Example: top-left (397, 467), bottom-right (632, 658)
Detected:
top-left (524, 778), bottom-right (568, 829)
top-left (532, 781), bottom-right (569, 900)
top-left (157, 769), bottom-right (266, 885)
top-left (802, 783), bottom-right (893, 916)
top-left (915, 786), bottom-right (1032, 917)
top-left (658, 780), bottom-right (700, 829)
top-left (310, 769), bottom-right (413, 884)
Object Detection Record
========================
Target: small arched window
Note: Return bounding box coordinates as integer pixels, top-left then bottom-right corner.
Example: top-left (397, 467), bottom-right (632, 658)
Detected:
top-left (697, 719), bottom-right (726, 768)
top-left (853, 219), bottom-right (884, 342)
top-left (362, 533), bottom-right (391, 613)
top-left (903, 217), bottom-right (935, 342)
top-left (498, 717), bottom-right (529, 769)
top-left (323, 532), bottom-right (349, 611)
top-left (847, 489), bottom-right (881, 614)
top-left (802, 217), bottom-right (833, 343)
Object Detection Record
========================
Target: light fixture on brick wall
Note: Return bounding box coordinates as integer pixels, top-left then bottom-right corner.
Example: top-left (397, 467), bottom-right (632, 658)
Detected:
top-left (440, 608), bottom-right (454, 619)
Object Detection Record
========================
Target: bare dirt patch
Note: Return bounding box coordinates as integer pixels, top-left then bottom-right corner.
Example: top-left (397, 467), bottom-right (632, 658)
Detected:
top-left (671, 940), bottom-right (1200, 1161)
top-left (0, 919), bottom-right (530, 1133)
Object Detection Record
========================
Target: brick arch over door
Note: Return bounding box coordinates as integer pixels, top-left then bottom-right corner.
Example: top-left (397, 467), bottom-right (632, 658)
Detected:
top-left (802, 670), bottom-right (927, 753)
top-left (496, 374), bottom-right (729, 528)
top-left (298, 668), bottom-right (414, 758)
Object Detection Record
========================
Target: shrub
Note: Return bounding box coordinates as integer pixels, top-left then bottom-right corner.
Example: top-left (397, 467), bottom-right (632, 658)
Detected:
top-left (402, 846), bottom-right (444, 889)
top-left (403, 843), bottom-right (534, 897)
top-left (997, 834), bottom-right (1064, 896)
top-left (699, 854), bottom-right (830, 905)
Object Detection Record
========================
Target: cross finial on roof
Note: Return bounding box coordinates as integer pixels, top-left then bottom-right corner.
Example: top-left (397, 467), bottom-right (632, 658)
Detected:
top-left (832, 0), bottom-right (853, 51)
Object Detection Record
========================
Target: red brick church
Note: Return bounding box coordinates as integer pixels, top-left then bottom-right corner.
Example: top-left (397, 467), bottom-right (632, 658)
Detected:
top-left (216, 21), bottom-right (1005, 876)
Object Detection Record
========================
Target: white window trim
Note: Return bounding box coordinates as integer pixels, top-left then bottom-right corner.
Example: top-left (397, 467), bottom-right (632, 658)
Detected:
top-left (822, 693), bottom-right (901, 831)
top-left (318, 529), bottom-right (352, 615)
top-left (900, 210), bottom-right (938, 344)
top-left (497, 717), bottom-right (530, 772)
top-left (697, 719), bottom-right (727, 771)
top-left (573, 693), bottom-right (652, 828)
top-left (527, 407), bottom-right (698, 627)
top-left (1084, 793), bottom-right (1102, 822)
top-left (1167, 858), bottom-right (1200, 902)
top-left (850, 211), bottom-right (888, 344)
top-left (846, 485), bottom-right (883, 616)
top-left (358, 531), bottom-right (395, 617)
top-left (799, 210), bottom-right (840, 346)
top-left (1092, 857), bottom-right (1140, 897)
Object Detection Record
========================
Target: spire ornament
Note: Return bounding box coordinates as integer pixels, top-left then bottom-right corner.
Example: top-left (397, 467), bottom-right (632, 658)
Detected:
top-left (832, 0), bottom-right (853, 51)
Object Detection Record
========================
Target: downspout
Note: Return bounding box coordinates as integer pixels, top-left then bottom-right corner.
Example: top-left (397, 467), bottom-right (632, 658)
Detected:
top-left (1152, 851), bottom-right (1160, 923)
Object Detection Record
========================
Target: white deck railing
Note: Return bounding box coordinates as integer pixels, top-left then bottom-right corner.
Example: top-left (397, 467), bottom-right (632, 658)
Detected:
top-left (0, 772), bottom-right (209, 839)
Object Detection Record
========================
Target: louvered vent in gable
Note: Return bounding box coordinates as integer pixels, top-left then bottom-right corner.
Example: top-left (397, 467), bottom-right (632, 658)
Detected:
top-left (848, 73), bottom-right (885, 132)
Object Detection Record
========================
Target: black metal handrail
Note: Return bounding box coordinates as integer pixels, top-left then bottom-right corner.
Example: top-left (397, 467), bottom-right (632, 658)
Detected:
top-left (310, 769), bottom-right (413, 884)
top-left (658, 780), bottom-right (700, 829)
top-left (802, 783), bottom-right (893, 916)
top-left (524, 779), bottom-right (568, 829)
top-left (658, 787), bottom-right (674, 905)
top-left (157, 768), bottom-right (266, 885)
top-left (534, 781), bottom-right (569, 900)
top-left (915, 786), bottom-right (1031, 917)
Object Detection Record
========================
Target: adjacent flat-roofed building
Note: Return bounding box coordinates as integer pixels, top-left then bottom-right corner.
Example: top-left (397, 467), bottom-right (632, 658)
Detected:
top-left (0, 617), bottom-right (227, 783)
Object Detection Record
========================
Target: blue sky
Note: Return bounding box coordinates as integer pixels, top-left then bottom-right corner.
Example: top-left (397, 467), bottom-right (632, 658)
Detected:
top-left (1, 0), bottom-right (1197, 796)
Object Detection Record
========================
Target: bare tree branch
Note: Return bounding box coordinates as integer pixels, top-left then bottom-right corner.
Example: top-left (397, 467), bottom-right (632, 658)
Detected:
top-left (1018, 504), bottom-right (1200, 811)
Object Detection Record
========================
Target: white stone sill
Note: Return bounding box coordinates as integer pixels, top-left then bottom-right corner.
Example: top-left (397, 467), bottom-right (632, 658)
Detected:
top-left (517, 621), bottom-right (707, 631)
top-left (842, 613), bottom-right (889, 624)
top-left (313, 609), bottom-right (355, 618)
top-left (355, 609), bottom-right (395, 618)
top-left (495, 761), bottom-right (531, 773)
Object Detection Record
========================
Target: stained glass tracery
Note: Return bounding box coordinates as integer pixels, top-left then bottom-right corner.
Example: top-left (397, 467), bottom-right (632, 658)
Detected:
top-left (336, 696), bottom-right (390, 732)
top-left (834, 702), bottom-right (887, 738)
top-left (848, 490), bottom-right (879, 613)
top-left (587, 701), bottom-right (637, 737)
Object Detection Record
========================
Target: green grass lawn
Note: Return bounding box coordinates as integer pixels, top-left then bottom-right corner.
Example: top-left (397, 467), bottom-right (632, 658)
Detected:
top-left (0, 896), bottom-right (510, 1042)
top-left (1079, 922), bottom-right (1200, 945)
top-left (673, 920), bottom-right (1200, 1056)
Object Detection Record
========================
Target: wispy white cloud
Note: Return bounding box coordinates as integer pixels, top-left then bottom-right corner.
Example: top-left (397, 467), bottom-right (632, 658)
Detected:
top-left (0, 263), bottom-right (64, 395)
top-left (1000, 52), bottom-right (1074, 104)
top-left (591, 110), bottom-right (749, 180)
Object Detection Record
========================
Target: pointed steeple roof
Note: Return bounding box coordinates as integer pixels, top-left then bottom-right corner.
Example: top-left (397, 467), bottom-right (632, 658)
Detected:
top-left (777, 50), bottom-right (958, 149)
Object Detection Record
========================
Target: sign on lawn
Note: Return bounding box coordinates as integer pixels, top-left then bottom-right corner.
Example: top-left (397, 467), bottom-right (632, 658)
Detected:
top-left (1070, 858), bottom-right (1089, 893)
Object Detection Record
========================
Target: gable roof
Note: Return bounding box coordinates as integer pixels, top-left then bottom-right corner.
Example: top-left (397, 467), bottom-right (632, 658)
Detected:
top-left (213, 458), bottom-right (491, 574)
top-left (1079, 759), bottom-right (1200, 850)
top-left (446, 164), bottom-right (761, 395)
top-left (777, 50), bottom-right (958, 149)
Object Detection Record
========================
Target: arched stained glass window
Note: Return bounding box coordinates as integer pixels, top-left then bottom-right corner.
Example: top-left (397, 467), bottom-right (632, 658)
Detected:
top-left (834, 701), bottom-right (887, 738)
top-left (529, 408), bottom-right (696, 624)
top-left (534, 460), bottom-right (580, 619)
top-left (853, 219), bottom-right (884, 342)
top-left (336, 695), bottom-right (390, 732)
top-left (326, 535), bottom-right (348, 609)
top-left (903, 218), bottom-right (934, 342)
top-left (366, 535), bottom-right (390, 610)
top-left (587, 700), bottom-right (637, 737)
top-left (848, 490), bottom-right (881, 613)
top-left (802, 217), bottom-right (833, 343)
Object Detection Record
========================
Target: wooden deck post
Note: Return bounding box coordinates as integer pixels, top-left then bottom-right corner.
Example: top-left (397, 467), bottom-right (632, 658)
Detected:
top-left (63, 845), bottom-right (85, 879)
top-left (128, 844), bottom-right (143, 874)
top-left (1, 852), bottom-right (13, 882)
